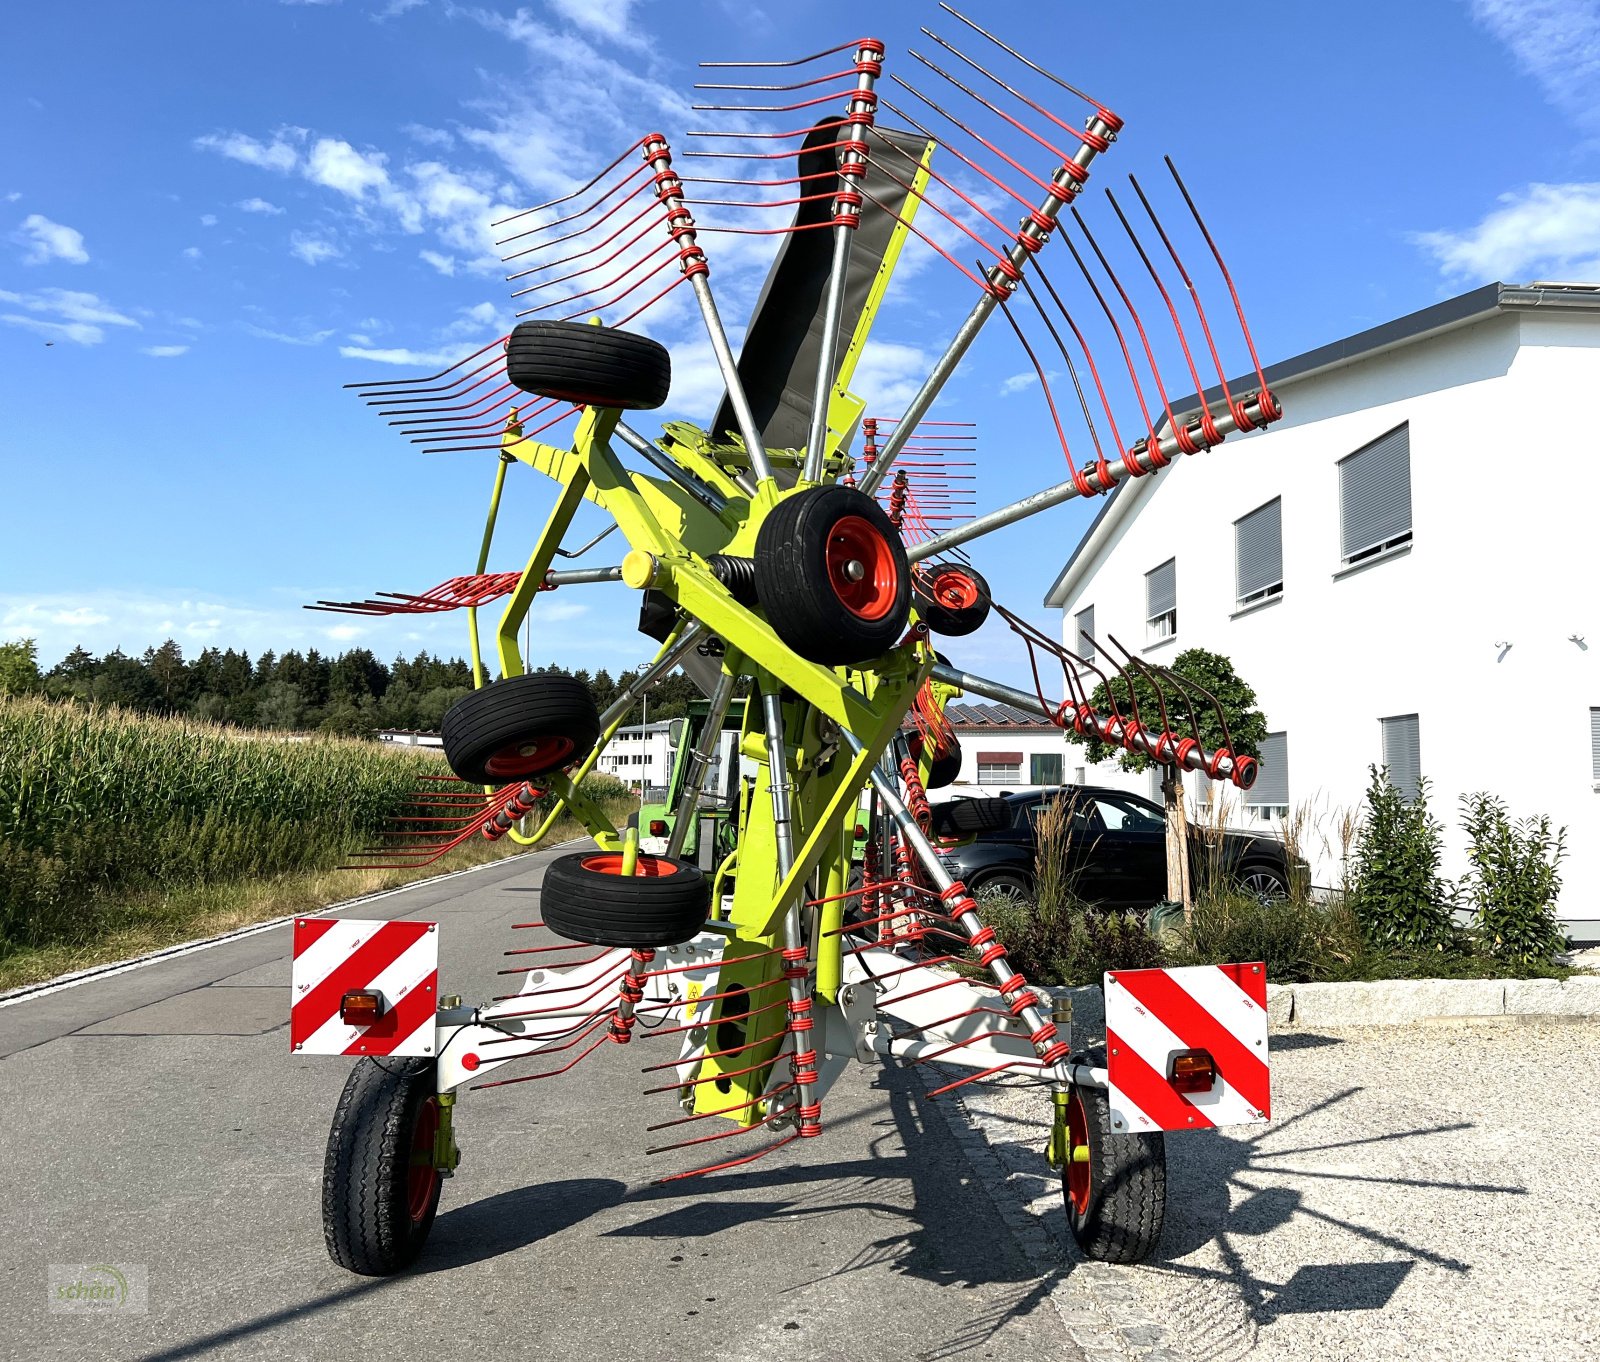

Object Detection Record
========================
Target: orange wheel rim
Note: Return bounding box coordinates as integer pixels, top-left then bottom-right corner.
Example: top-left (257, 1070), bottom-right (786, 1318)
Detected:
top-left (580, 853), bottom-right (680, 878)
top-left (825, 515), bottom-right (898, 621)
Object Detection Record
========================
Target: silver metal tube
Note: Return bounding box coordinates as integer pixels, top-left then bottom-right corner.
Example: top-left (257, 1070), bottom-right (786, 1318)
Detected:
top-left (615, 421), bottom-right (729, 515)
top-left (544, 566), bottom-right (624, 586)
top-left (906, 388), bottom-right (1277, 561)
top-left (761, 691), bottom-right (797, 877)
top-left (642, 137), bottom-right (775, 486)
top-left (858, 113), bottom-right (1120, 499)
top-left (598, 625), bottom-right (705, 729)
top-left (665, 668), bottom-right (738, 860)
top-left (852, 738), bottom-right (1067, 1082)
top-left (929, 662), bottom-right (1239, 781)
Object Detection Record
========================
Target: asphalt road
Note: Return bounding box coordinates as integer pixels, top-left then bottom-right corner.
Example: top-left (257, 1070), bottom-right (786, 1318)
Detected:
top-left (0, 844), bottom-right (1083, 1362)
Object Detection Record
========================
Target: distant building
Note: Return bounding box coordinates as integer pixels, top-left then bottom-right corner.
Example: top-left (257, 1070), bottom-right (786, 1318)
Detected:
top-left (935, 700), bottom-right (1071, 799)
top-left (595, 719), bottom-right (676, 792)
top-left (1044, 281), bottom-right (1600, 936)
top-left (376, 729), bottom-right (444, 749)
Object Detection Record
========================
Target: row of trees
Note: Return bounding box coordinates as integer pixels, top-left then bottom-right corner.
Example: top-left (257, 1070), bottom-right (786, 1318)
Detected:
top-left (0, 638), bottom-right (702, 738)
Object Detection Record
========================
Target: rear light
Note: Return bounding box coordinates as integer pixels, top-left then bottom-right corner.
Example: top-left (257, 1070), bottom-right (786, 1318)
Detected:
top-left (648, 819), bottom-right (668, 837)
top-left (853, 824), bottom-right (867, 839)
top-left (1169, 1048), bottom-right (1216, 1093)
top-left (340, 989), bottom-right (387, 1026)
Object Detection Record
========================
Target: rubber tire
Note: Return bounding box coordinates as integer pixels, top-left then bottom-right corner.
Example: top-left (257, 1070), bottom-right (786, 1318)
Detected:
top-left (323, 1057), bottom-right (443, 1277)
top-left (1063, 1050), bottom-right (1167, 1264)
top-left (973, 869), bottom-right (1033, 909)
top-left (441, 674), bottom-right (599, 786)
top-left (1236, 861), bottom-right (1289, 900)
top-left (506, 319), bottom-right (671, 410)
top-left (931, 797), bottom-right (1013, 838)
top-left (540, 850), bottom-right (711, 947)
top-left (926, 743), bottom-right (961, 790)
top-left (913, 561), bottom-right (991, 637)
top-left (753, 485), bottom-right (911, 666)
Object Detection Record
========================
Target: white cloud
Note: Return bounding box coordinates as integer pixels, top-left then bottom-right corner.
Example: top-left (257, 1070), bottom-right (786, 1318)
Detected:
top-left (0, 287), bottom-right (137, 345)
top-left (403, 123), bottom-right (453, 148)
top-left (200, 213), bottom-right (218, 227)
top-left (238, 197), bottom-right (285, 215)
top-left (339, 343), bottom-right (467, 367)
top-left (999, 371), bottom-right (1039, 396)
top-left (142, 344), bottom-right (190, 357)
top-left (1467, 0), bottom-right (1600, 129)
top-left (289, 231), bottom-right (341, 265)
top-left (195, 130), bottom-right (301, 173)
top-left (1412, 181), bottom-right (1600, 281)
top-left (374, 0), bottom-right (426, 18)
top-left (182, 245), bottom-right (203, 260)
top-left (245, 323), bottom-right (336, 345)
top-left (419, 248), bottom-right (456, 275)
top-left (13, 213), bottom-right (89, 265)
top-left (4, 192), bottom-right (20, 203)
top-left (546, 0), bottom-right (647, 50)
top-left (306, 137), bottom-right (392, 200)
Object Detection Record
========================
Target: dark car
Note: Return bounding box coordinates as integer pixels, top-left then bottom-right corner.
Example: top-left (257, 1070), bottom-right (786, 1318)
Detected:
top-left (936, 786), bottom-right (1300, 909)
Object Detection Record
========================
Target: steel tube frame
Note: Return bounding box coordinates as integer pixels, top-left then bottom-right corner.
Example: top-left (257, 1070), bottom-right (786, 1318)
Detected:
top-left (665, 667), bottom-right (739, 860)
top-left (614, 421), bottom-right (730, 516)
top-left (858, 111), bottom-right (1121, 499)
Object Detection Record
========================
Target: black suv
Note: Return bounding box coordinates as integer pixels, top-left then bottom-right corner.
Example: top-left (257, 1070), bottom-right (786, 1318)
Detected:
top-left (937, 786), bottom-right (1299, 909)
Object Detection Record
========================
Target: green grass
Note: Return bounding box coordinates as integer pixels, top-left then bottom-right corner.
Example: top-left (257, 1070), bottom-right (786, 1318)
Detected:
top-left (0, 696), bottom-right (634, 988)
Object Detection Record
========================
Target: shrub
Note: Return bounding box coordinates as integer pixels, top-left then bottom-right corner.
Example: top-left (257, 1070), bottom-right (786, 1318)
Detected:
top-left (1168, 890), bottom-right (1365, 982)
top-left (1346, 765), bottom-right (1453, 951)
top-left (1457, 792), bottom-right (1568, 966)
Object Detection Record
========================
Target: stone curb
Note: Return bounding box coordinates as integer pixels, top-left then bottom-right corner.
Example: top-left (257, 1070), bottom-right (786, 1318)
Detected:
top-left (1035, 974), bottom-right (1600, 1038)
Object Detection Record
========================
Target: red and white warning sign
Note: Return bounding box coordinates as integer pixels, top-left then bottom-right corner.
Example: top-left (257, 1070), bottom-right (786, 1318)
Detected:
top-left (1104, 963), bottom-right (1271, 1132)
top-left (290, 917), bottom-right (439, 1057)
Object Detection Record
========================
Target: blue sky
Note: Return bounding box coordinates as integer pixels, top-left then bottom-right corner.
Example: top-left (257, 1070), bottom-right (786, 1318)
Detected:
top-left (3, 0), bottom-right (1597, 689)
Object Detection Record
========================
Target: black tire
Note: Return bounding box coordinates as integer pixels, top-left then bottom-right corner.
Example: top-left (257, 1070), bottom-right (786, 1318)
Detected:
top-left (441, 674), bottom-right (599, 786)
top-left (506, 319), bottom-right (671, 411)
top-left (973, 869), bottom-right (1034, 910)
top-left (1063, 1051), bottom-right (1167, 1264)
top-left (540, 850), bottom-right (710, 946)
top-left (931, 797), bottom-right (1013, 838)
top-left (323, 1057), bottom-right (444, 1276)
top-left (926, 742), bottom-right (961, 790)
top-left (754, 485), bottom-right (911, 666)
top-left (1236, 861), bottom-right (1289, 900)
top-left (913, 561), bottom-right (991, 637)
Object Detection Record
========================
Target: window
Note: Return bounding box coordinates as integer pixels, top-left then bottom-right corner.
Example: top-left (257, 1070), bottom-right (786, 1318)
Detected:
top-left (1073, 766), bottom-right (1086, 785)
top-left (1235, 498), bottom-right (1283, 606)
top-left (1340, 423), bottom-right (1412, 566)
top-left (1146, 559), bottom-right (1176, 643)
top-left (977, 750), bottom-right (1022, 784)
top-left (1245, 731), bottom-right (1289, 820)
top-left (1380, 714), bottom-right (1421, 803)
top-left (1591, 709), bottom-right (1600, 789)
top-left (1074, 605), bottom-right (1096, 660)
top-left (1030, 752), bottom-right (1063, 786)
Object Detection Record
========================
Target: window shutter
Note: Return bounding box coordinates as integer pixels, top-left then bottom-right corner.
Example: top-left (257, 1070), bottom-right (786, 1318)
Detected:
top-left (1591, 709), bottom-right (1600, 782)
top-left (1074, 605), bottom-right (1095, 659)
top-left (1380, 714), bottom-right (1421, 803)
top-left (1340, 424), bottom-right (1412, 561)
top-left (1146, 559), bottom-right (1176, 618)
top-left (977, 751), bottom-right (1023, 765)
top-left (1235, 498), bottom-right (1283, 601)
top-left (1248, 731), bottom-right (1289, 808)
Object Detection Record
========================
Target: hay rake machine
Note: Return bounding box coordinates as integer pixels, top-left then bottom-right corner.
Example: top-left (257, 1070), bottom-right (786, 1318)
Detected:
top-left (294, 3), bottom-right (1282, 1278)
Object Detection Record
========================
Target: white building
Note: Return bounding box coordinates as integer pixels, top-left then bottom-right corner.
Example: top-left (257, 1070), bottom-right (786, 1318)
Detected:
top-left (935, 700), bottom-right (1073, 799)
top-left (595, 719), bottom-right (676, 793)
top-left (1044, 282), bottom-right (1600, 938)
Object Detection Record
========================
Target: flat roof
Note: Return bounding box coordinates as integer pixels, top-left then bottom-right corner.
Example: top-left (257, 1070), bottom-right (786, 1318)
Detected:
top-left (1042, 281), bottom-right (1600, 607)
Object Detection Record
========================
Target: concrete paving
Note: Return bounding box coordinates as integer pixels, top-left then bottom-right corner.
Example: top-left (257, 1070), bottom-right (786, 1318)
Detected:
top-left (0, 845), bottom-right (1083, 1362)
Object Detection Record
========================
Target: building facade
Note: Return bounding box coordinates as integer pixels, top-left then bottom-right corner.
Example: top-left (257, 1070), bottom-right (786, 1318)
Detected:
top-left (1044, 283), bottom-right (1600, 937)
top-left (934, 701), bottom-right (1074, 799)
top-left (594, 719), bottom-right (676, 794)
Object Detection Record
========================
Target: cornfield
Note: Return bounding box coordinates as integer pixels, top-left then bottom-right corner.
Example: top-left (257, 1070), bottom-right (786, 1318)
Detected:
top-left (0, 697), bottom-right (449, 958)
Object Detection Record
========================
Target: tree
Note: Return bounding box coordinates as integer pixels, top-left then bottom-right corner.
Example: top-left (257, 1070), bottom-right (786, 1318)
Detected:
top-left (1065, 646), bottom-right (1267, 918)
top-left (0, 638), bottom-right (41, 696)
top-left (255, 680), bottom-right (306, 732)
top-left (143, 639), bottom-right (191, 711)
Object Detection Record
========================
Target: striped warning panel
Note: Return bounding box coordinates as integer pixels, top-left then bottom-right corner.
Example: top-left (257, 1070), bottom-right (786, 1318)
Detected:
top-left (1104, 963), bottom-right (1270, 1133)
top-left (290, 918), bottom-right (438, 1057)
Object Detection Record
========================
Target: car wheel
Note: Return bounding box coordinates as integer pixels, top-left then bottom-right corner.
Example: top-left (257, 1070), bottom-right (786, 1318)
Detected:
top-left (1238, 864), bottom-right (1288, 901)
top-left (974, 871), bottom-right (1033, 910)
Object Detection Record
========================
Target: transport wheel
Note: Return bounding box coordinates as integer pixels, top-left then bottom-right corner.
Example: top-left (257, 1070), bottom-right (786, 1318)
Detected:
top-left (913, 561), bottom-right (991, 636)
top-left (930, 796), bottom-right (1013, 838)
top-left (1062, 1053), bottom-right (1167, 1264)
top-left (323, 1057), bottom-right (444, 1276)
top-left (441, 674), bottom-right (599, 786)
top-left (926, 739), bottom-right (961, 790)
top-left (506, 319), bottom-right (671, 410)
top-left (540, 850), bottom-right (711, 947)
top-left (754, 485), bottom-right (911, 666)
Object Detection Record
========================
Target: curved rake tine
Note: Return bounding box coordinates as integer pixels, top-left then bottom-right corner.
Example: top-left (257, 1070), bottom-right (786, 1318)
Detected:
top-left (1093, 632), bottom-right (1153, 739)
top-left (1075, 631), bottom-right (1134, 730)
top-left (935, 3), bottom-right (1109, 113)
top-left (1106, 633), bottom-right (1175, 747)
top-left (1145, 662), bottom-right (1210, 756)
top-left (1152, 661), bottom-right (1235, 758)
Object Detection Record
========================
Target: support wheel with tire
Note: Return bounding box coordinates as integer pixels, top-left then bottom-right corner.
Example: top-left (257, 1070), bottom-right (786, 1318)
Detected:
top-left (912, 561), bottom-right (991, 637)
top-left (506, 319), bottom-right (671, 410)
top-left (441, 674), bottom-right (600, 786)
top-left (1062, 1052), bottom-right (1167, 1264)
top-left (754, 485), bottom-right (911, 666)
top-left (540, 851), bottom-right (710, 946)
top-left (323, 1057), bottom-right (445, 1276)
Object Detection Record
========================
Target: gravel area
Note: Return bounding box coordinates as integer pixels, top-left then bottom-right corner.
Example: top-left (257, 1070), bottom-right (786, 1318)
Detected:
top-left (945, 1019), bottom-right (1600, 1361)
